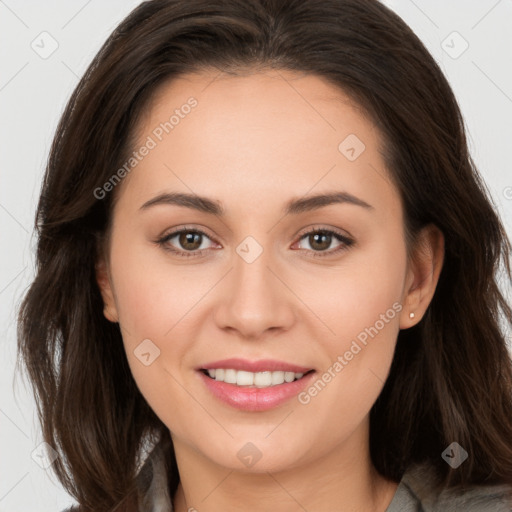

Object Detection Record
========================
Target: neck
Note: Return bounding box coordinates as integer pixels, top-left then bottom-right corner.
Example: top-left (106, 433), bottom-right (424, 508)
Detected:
top-left (170, 422), bottom-right (398, 512)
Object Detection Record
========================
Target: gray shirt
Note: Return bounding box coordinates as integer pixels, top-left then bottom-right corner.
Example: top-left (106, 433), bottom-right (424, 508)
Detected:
top-left (63, 441), bottom-right (512, 511)
top-left (385, 461), bottom-right (512, 511)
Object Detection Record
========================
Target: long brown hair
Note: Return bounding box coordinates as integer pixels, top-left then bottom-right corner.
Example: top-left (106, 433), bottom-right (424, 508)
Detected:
top-left (17, 0), bottom-right (512, 510)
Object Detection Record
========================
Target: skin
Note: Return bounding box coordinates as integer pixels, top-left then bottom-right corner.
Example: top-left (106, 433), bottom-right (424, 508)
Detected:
top-left (96, 68), bottom-right (444, 512)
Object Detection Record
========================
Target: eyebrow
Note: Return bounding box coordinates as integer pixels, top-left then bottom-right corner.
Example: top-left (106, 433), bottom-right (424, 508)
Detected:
top-left (139, 191), bottom-right (374, 216)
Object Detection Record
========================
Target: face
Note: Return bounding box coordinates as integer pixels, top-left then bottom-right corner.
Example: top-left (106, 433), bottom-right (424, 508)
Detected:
top-left (97, 69), bottom-right (442, 473)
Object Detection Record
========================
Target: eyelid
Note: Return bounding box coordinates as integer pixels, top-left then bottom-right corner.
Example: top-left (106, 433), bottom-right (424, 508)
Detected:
top-left (158, 225), bottom-right (217, 242)
top-left (294, 224), bottom-right (353, 243)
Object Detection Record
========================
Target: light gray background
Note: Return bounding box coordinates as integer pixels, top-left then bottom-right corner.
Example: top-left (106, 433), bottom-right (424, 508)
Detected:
top-left (1, 1), bottom-right (511, 510)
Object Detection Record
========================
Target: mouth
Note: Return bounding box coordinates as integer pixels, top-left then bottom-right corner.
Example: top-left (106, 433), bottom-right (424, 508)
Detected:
top-left (195, 359), bottom-right (317, 411)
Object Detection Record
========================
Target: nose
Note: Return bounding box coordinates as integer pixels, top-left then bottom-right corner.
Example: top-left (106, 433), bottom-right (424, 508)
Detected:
top-left (213, 246), bottom-right (296, 340)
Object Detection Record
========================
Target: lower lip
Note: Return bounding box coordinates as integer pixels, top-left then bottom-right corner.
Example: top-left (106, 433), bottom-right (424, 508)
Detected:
top-left (198, 370), bottom-right (316, 411)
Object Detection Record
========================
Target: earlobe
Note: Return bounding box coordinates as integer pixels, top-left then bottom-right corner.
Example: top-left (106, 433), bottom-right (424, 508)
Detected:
top-left (95, 258), bottom-right (119, 323)
top-left (400, 224), bottom-right (445, 329)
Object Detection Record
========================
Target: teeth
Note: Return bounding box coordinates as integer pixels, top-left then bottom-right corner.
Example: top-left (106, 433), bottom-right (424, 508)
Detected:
top-left (224, 369), bottom-right (237, 384)
top-left (237, 370), bottom-right (255, 386)
top-left (204, 369), bottom-right (306, 387)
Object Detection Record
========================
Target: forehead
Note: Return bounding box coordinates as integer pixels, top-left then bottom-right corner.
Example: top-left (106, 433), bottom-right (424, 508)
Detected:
top-left (144, 68), bottom-right (376, 140)
top-left (134, 68), bottom-right (382, 167)
top-left (116, 69), bottom-right (400, 222)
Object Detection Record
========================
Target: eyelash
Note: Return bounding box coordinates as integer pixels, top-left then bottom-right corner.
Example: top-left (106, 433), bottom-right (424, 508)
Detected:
top-left (156, 226), bottom-right (355, 259)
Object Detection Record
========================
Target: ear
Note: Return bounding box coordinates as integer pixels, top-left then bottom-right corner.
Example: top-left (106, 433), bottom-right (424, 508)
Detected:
top-left (400, 223), bottom-right (444, 329)
top-left (95, 255), bottom-right (119, 323)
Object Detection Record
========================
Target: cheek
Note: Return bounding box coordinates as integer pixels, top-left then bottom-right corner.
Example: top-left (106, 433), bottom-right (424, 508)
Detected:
top-left (108, 231), bottom-right (216, 392)
top-left (109, 234), bottom-right (201, 337)
top-left (305, 230), bottom-right (407, 346)
top-left (296, 233), bottom-right (406, 421)
top-left (108, 240), bottom-right (197, 426)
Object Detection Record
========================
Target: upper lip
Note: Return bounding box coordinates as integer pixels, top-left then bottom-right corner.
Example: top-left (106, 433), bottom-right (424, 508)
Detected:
top-left (198, 358), bottom-right (314, 373)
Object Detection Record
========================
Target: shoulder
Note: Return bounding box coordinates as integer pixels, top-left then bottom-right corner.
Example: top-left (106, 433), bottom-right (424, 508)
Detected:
top-left (57, 435), bottom-right (173, 512)
top-left (396, 462), bottom-right (512, 512)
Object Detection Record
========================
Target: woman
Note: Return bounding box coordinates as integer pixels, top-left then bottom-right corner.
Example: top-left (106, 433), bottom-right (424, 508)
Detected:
top-left (17, 0), bottom-right (512, 511)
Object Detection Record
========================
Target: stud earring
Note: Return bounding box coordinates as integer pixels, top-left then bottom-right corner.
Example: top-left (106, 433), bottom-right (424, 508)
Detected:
top-left (409, 312), bottom-right (415, 319)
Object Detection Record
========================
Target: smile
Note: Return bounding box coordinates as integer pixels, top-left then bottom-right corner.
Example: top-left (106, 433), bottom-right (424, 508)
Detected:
top-left (197, 367), bottom-right (316, 411)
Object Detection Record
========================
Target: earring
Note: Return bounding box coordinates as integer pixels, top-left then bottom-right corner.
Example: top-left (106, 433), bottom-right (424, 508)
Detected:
top-left (409, 312), bottom-right (415, 319)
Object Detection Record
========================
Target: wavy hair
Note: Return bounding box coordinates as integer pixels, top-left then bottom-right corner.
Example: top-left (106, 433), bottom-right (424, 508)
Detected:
top-left (17, 0), bottom-right (512, 510)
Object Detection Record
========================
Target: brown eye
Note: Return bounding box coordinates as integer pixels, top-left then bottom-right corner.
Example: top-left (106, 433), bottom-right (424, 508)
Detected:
top-left (295, 228), bottom-right (355, 257)
top-left (157, 228), bottom-right (216, 258)
top-left (178, 231), bottom-right (203, 251)
top-left (307, 232), bottom-right (333, 251)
